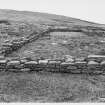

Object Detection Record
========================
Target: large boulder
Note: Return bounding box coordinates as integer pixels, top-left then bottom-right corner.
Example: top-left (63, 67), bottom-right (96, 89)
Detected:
top-left (7, 60), bottom-right (21, 70)
top-left (24, 61), bottom-right (38, 70)
top-left (0, 59), bottom-right (7, 69)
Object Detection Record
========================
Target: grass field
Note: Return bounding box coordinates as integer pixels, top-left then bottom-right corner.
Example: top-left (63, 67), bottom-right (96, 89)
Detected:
top-left (0, 71), bottom-right (104, 102)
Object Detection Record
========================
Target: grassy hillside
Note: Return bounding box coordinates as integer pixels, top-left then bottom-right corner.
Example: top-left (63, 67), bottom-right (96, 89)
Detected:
top-left (0, 9), bottom-right (105, 27)
top-left (0, 9), bottom-right (104, 59)
top-left (0, 9), bottom-right (105, 102)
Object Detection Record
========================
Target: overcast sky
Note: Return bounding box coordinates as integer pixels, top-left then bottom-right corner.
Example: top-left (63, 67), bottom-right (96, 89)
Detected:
top-left (0, 0), bottom-right (105, 24)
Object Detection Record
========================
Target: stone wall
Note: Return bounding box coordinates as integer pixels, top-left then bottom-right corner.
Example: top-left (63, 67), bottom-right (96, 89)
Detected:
top-left (0, 57), bottom-right (104, 74)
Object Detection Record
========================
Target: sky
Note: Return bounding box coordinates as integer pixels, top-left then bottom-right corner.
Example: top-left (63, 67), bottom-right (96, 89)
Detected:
top-left (0, 0), bottom-right (105, 24)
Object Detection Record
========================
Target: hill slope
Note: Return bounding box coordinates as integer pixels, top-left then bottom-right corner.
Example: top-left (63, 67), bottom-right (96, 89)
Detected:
top-left (0, 9), bottom-right (105, 27)
top-left (0, 9), bottom-right (105, 59)
top-left (0, 9), bottom-right (105, 102)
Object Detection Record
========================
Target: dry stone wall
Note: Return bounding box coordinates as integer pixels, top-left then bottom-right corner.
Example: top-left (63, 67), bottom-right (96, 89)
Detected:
top-left (0, 56), bottom-right (104, 74)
